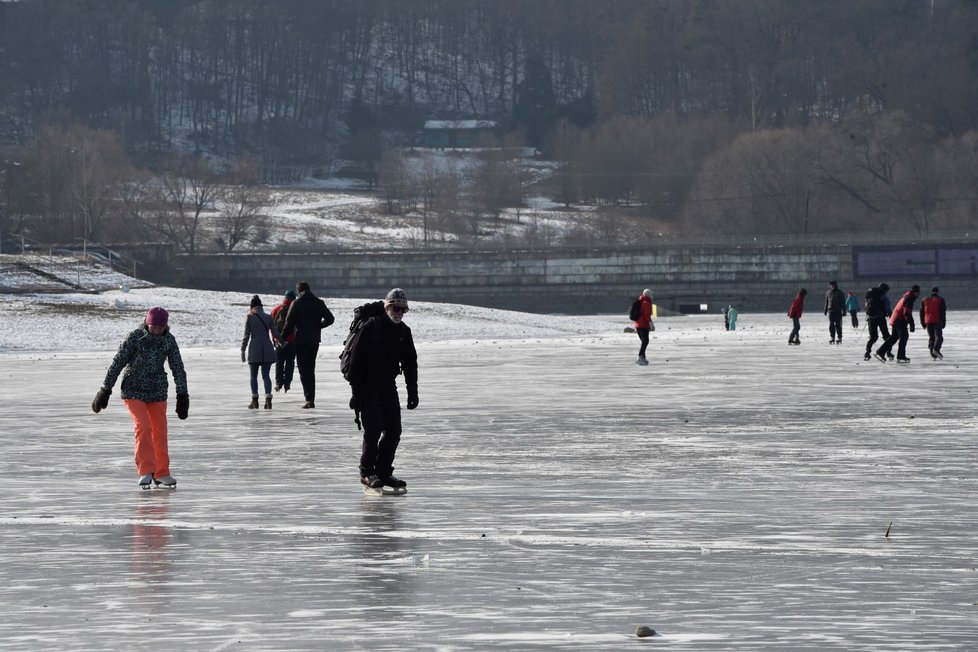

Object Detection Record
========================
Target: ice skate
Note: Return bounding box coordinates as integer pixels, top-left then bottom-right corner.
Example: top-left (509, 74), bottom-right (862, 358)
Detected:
top-left (302, 400), bottom-right (315, 409)
top-left (379, 475), bottom-right (408, 494)
top-left (248, 395), bottom-right (259, 409)
top-left (863, 352), bottom-right (871, 361)
top-left (153, 475), bottom-right (177, 489)
top-left (896, 357), bottom-right (910, 364)
top-left (138, 473), bottom-right (153, 490)
top-left (873, 351), bottom-right (887, 363)
top-left (930, 349), bottom-right (938, 360)
top-left (935, 350), bottom-right (943, 360)
top-left (264, 394), bottom-right (272, 410)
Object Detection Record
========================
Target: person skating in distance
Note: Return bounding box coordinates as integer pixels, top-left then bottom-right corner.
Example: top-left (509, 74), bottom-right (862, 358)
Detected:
top-left (91, 307), bottom-right (189, 489)
top-left (347, 288), bottom-right (419, 492)
top-left (919, 286), bottom-right (947, 360)
top-left (875, 285), bottom-right (920, 363)
top-left (787, 288), bottom-right (807, 345)
top-left (824, 280), bottom-right (846, 344)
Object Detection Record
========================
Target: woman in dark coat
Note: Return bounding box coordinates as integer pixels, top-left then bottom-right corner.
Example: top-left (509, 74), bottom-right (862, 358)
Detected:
top-left (241, 295), bottom-right (282, 409)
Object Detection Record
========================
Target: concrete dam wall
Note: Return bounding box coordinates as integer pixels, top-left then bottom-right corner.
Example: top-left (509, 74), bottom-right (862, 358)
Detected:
top-left (167, 242), bottom-right (978, 314)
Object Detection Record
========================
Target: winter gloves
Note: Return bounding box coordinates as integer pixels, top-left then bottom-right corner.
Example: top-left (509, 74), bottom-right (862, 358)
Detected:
top-left (91, 387), bottom-right (111, 413)
top-left (407, 386), bottom-right (419, 410)
top-left (176, 393), bottom-right (189, 420)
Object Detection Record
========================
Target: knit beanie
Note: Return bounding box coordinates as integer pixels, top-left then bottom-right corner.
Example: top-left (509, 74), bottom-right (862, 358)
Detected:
top-left (145, 306), bottom-right (169, 327)
top-left (285, 289), bottom-right (297, 301)
top-left (250, 295), bottom-right (262, 308)
top-left (642, 288), bottom-right (652, 298)
top-left (931, 286), bottom-right (939, 295)
top-left (384, 288), bottom-right (409, 307)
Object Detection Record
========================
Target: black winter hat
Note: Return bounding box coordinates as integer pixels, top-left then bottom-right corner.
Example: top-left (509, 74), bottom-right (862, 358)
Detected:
top-left (250, 295), bottom-right (262, 308)
top-left (931, 286), bottom-right (939, 295)
top-left (879, 283), bottom-right (889, 291)
top-left (800, 288), bottom-right (808, 296)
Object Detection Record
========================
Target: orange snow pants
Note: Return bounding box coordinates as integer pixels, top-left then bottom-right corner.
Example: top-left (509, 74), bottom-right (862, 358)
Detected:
top-left (124, 399), bottom-right (170, 478)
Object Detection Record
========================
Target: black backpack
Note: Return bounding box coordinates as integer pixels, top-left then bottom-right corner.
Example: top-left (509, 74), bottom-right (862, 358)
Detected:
top-left (864, 288), bottom-right (882, 317)
top-left (628, 299), bottom-right (642, 321)
top-left (338, 301), bottom-right (386, 383)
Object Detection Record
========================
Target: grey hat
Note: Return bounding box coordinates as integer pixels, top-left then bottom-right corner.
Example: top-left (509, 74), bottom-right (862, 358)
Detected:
top-left (384, 288), bottom-right (409, 307)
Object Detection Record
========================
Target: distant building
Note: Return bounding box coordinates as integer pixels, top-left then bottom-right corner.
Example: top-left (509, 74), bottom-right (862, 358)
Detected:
top-left (421, 120), bottom-right (497, 148)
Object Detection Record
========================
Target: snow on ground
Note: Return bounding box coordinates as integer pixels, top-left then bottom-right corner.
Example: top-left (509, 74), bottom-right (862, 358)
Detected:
top-left (2, 277), bottom-right (977, 648)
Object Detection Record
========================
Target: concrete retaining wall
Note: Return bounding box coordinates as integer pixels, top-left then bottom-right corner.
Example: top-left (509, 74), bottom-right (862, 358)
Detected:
top-left (166, 243), bottom-right (978, 313)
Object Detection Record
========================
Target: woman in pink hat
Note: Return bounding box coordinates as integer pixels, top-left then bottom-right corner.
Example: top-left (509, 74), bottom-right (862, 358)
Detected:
top-left (92, 306), bottom-right (189, 489)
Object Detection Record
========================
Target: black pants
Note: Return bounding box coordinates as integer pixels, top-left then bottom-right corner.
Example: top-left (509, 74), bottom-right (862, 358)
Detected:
top-left (295, 340), bottom-right (320, 402)
top-left (275, 342), bottom-right (296, 391)
top-left (788, 317), bottom-right (801, 343)
top-left (636, 327), bottom-right (650, 357)
top-left (850, 312), bottom-right (859, 329)
top-left (926, 324), bottom-right (944, 353)
top-left (359, 387), bottom-right (402, 477)
top-left (828, 311), bottom-right (843, 341)
top-left (878, 321), bottom-right (909, 359)
top-left (865, 317), bottom-right (890, 355)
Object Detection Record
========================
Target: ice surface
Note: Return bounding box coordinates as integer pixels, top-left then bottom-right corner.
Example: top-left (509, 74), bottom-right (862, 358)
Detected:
top-left (1, 300), bottom-right (977, 650)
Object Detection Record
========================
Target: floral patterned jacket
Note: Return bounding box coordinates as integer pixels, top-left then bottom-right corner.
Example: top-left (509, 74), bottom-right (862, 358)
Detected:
top-left (102, 325), bottom-right (188, 403)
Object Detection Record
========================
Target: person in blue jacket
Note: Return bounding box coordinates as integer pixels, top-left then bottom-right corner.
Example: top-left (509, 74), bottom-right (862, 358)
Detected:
top-left (845, 290), bottom-right (860, 330)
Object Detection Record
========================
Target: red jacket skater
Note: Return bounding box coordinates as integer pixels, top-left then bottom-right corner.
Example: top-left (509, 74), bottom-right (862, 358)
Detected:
top-left (788, 293), bottom-right (805, 319)
top-left (633, 294), bottom-right (653, 329)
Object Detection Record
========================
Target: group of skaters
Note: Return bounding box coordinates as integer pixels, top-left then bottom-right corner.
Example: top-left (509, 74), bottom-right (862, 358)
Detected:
top-left (787, 281), bottom-right (947, 363)
top-left (92, 282), bottom-right (419, 492)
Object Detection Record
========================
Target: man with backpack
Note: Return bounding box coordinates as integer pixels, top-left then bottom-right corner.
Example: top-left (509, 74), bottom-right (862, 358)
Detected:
top-left (270, 289), bottom-right (297, 393)
top-left (863, 283), bottom-right (890, 361)
top-left (919, 286), bottom-right (947, 359)
top-left (281, 281), bottom-right (334, 409)
top-left (344, 288), bottom-right (418, 491)
top-left (630, 289), bottom-right (654, 366)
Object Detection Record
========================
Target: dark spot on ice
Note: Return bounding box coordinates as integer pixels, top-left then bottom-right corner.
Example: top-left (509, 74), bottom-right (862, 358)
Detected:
top-left (635, 625), bottom-right (656, 637)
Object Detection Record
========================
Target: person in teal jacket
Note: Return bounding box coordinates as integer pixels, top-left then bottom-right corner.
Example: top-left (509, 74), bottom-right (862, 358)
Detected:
top-left (91, 307), bottom-right (189, 489)
top-left (845, 290), bottom-right (860, 330)
top-left (727, 306), bottom-right (738, 330)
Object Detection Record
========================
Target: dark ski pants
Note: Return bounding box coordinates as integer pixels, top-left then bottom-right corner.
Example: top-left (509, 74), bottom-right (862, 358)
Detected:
top-left (850, 312), bottom-right (859, 329)
top-left (275, 342), bottom-right (296, 390)
top-left (295, 341), bottom-right (320, 402)
top-left (636, 327), bottom-right (650, 358)
top-left (878, 321), bottom-right (909, 359)
top-left (926, 324), bottom-right (944, 353)
top-left (359, 388), bottom-right (402, 478)
top-left (788, 317), bottom-right (801, 343)
top-left (828, 311), bottom-right (844, 341)
top-left (865, 317), bottom-right (890, 355)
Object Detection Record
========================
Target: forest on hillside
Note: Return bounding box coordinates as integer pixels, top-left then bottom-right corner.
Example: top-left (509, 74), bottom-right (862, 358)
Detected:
top-left (1, 0), bottom-right (977, 250)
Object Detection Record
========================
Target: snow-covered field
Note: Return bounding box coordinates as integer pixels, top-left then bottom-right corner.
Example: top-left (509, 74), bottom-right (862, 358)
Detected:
top-left (1, 279), bottom-right (977, 649)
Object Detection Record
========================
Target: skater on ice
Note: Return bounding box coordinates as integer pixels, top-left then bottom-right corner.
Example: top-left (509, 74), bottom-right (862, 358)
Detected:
top-left (726, 305), bottom-right (738, 331)
top-left (271, 289), bottom-right (297, 393)
top-left (344, 288), bottom-right (418, 493)
top-left (631, 288), bottom-right (654, 365)
top-left (863, 283), bottom-right (891, 361)
top-left (846, 290), bottom-right (860, 330)
top-left (91, 306), bottom-right (189, 489)
top-left (824, 280), bottom-right (846, 344)
top-left (874, 285), bottom-right (920, 363)
top-left (241, 294), bottom-right (282, 410)
top-left (787, 288), bottom-right (806, 345)
top-left (281, 280), bottom-right (335, 409)
top-left (919, 287), bottom-right (946, 360)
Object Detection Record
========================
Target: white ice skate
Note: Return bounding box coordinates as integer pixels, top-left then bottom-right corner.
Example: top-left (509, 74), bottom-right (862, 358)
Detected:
top-left (138, 473), bottom-right (153, 490)
top-left (153, 475), bottom-right (177, 489)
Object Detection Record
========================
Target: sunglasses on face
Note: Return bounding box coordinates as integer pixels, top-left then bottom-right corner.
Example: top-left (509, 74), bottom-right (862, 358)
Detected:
top-left (391, 305), bottom-right (408, 314)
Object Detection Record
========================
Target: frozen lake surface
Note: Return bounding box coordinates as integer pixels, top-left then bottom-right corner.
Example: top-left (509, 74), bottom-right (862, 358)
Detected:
top-left (1, 308), bottom-right (977, 650)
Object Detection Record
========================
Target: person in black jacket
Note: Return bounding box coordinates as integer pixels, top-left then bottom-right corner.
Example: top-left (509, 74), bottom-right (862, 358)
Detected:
top-left (348, 288), bottom-right (419, 490)
top-left (281, 280), bottom-right (334, 408)
top-left (824, 280), bottom-right (846, 344)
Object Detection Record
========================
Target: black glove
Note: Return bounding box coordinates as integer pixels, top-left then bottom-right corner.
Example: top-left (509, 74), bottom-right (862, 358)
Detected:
top-left (909, 323), bottom-right (915, 333)
top-left (241, 350), bottom-right (246, 363)
top-left (176, 393), bottom-right (189, 420)
top-left (407, 387), bottom-right (419, 410)
top-left (92, 387), bottom-right (111, 413)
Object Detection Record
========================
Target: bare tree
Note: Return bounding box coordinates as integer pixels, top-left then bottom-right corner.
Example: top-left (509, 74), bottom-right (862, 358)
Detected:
top-left (156, 155), bottom-right (221, 254)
